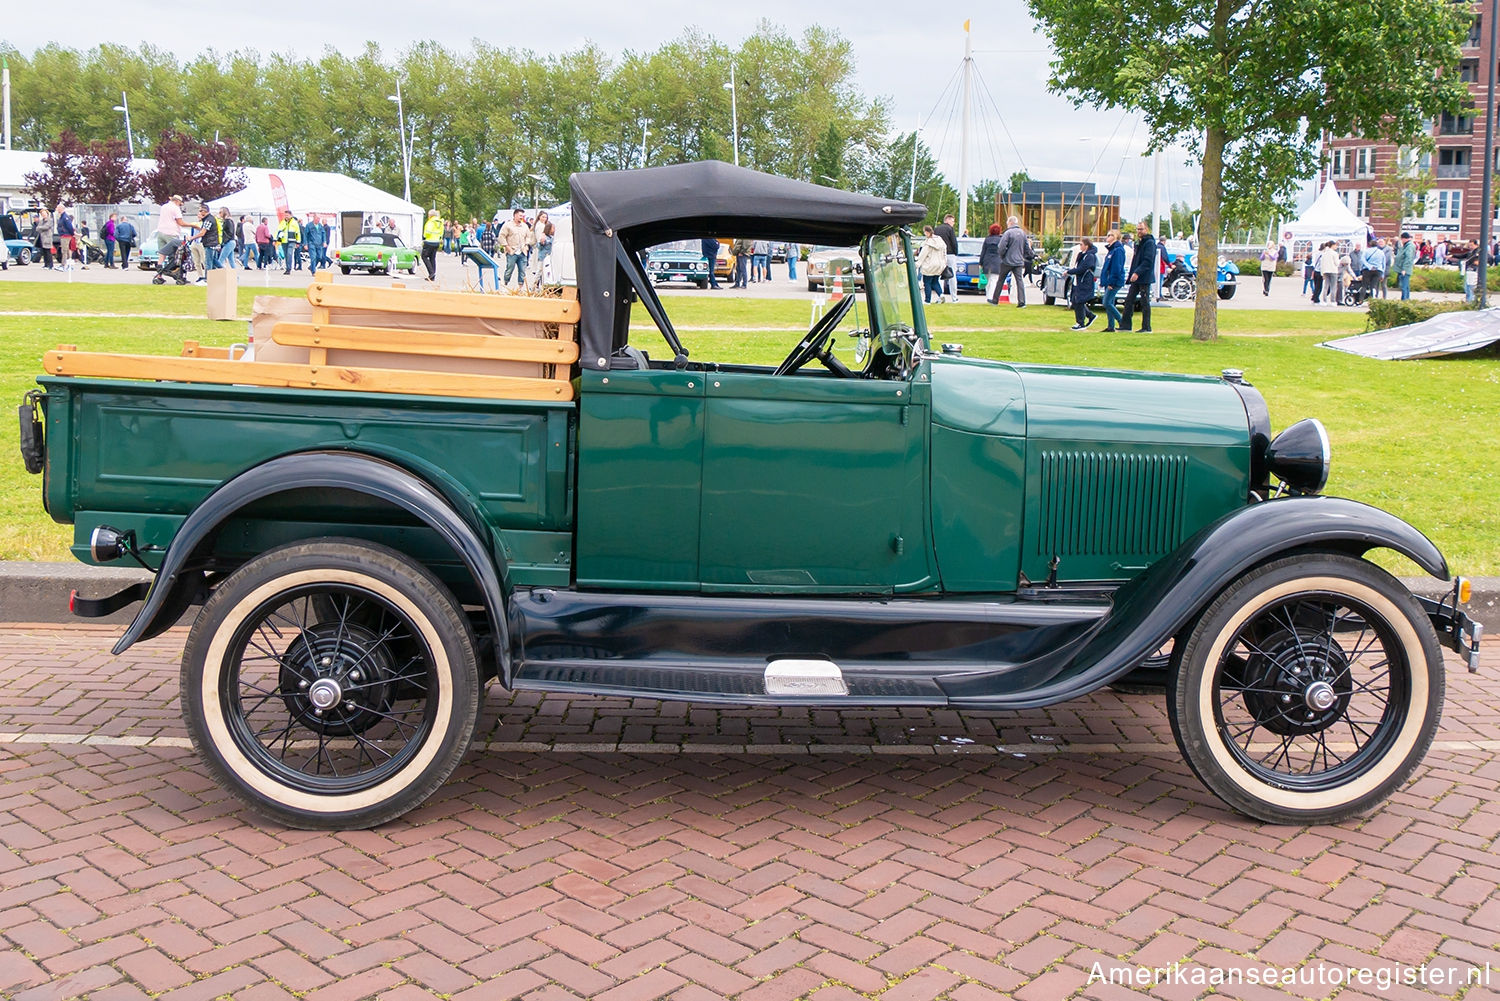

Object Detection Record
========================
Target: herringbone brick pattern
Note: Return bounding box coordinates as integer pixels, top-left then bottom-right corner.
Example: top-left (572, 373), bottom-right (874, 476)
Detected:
top-left (0, 624), bottom-right (1497, 1000)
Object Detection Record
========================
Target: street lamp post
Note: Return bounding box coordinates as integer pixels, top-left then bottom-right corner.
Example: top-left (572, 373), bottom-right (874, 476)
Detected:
top-left (527, 173), bottom-right (546, 211)
top-left (724, 64), bottom-right (739, 166)
top-left (112, 91), bottom-right (133, 159)
top-left (641, 123), bottom-right (650, 168)
top-left (387, 81), bottom-right (411, 204)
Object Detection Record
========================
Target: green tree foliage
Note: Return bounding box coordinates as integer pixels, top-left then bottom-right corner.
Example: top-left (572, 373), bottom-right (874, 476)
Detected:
top-left (1027, 0), bottom-right (1469, 340)
top-left (0, 26), bottom-right (891, 221)
top-left (969, 178), bottom-right (1004, 230)
top-left (850, 131), bottom-right (959, 226)
top-left (1007, 170), bottom-right (1033, 192)
top-left (812, 124), bottom-right (844, 185)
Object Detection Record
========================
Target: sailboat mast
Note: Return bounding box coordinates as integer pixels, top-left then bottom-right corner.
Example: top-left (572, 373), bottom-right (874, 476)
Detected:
top-left (959, 21), bottom-right (972, 236)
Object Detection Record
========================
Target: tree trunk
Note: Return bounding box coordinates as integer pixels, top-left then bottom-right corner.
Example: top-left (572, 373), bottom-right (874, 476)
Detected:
top-left (1193, 125), bottom-right (1226, 343)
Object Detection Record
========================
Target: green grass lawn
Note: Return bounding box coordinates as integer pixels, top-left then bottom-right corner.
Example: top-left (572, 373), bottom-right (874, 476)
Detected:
top-left (2, 281), bottom-right (1496, 575)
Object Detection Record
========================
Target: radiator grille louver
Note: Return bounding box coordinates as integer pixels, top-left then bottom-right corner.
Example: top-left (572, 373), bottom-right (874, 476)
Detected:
top-left (1037, 451), bottom-right (1188, 556)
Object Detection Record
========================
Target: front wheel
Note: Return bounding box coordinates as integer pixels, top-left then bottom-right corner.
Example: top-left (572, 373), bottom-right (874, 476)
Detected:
top-left (18, 247), bottom-right (32, 265)
top-left (1218, 284), bottom-right (1237, 300)
top-left (1168, 553), bottom-right (1442, 825)
top-left (181, 539), bottom-right (480, 829)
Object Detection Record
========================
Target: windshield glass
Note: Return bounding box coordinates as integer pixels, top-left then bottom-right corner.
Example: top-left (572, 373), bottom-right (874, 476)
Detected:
top-left (957, 237), bottom-right (984, 256)
top-left (865, 230), bottom-right (918, 338)
top-left (354, 235), bottom-right (393, 246)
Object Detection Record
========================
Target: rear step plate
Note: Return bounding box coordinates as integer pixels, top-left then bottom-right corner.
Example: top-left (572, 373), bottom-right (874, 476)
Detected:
top-left (764, 659), bottom-right (847, 696)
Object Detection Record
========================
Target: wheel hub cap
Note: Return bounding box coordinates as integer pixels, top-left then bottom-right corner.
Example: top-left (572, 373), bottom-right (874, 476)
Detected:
top-left (308, 677), bottom-right (342, 710)
top-left (1304, 680), bottom-right (1337, 712)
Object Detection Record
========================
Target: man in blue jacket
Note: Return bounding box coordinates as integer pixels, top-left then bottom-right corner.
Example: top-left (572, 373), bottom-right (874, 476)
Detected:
top-left (1118, 221), bottom-right (1157, 332)
top-left (1099, 229), bottom-right (1127, 332)
top-left (700, 237), bottom-right (722, 289)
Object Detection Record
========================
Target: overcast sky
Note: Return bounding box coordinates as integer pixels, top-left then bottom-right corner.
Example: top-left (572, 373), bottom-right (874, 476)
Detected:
top-left (8, 1), bottom-right (1223, 220)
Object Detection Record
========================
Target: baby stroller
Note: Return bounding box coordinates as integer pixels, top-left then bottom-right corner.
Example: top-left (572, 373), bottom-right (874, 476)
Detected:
top-left (1341, 275), bottom-right (1375, 307)
top-left (152, 241), bottom-right (193, 285)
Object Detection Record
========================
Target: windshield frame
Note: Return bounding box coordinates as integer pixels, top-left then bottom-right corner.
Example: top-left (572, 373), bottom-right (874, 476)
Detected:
top-left (861, 228), bottom-right (929, 352)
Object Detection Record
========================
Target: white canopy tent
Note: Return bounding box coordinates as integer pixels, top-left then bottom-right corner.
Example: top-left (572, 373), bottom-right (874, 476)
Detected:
top-left (1279, 182), bottom-right (1370, 257)
top-left (209, 168), bottom-right (423, 248)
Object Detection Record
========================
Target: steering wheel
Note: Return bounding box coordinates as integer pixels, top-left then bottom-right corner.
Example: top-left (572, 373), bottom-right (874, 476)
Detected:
top-left (773, 293), bottom-right (856, 376)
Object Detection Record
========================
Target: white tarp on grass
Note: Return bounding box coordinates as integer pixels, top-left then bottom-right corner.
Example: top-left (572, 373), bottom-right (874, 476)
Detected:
top-left (1320, 308), bottom-right (1500, 359)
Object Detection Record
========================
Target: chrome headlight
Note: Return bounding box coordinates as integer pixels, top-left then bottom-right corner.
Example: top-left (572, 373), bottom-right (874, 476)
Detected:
top-left (1266, 418), bottom-right (1330, 494)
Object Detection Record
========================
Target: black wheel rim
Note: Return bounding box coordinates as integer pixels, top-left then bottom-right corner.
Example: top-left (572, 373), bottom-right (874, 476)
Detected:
top-left (1212, 590), bottom-right (1410, 791)
top-left (220, 583), bottom-right (439, 795)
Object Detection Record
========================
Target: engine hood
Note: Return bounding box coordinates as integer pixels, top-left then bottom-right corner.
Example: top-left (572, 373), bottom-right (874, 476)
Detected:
top-left (928, 355), bottom-right (1251, 447)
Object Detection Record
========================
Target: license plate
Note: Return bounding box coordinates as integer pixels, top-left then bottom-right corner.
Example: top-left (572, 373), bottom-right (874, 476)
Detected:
top-left (670, 274), bottom-right (688, 281)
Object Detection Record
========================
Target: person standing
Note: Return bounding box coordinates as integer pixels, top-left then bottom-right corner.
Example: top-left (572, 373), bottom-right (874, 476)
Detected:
top-left (749, 239), bottom-right (764, 282)
top-left (731, 238), bottom-right (751, 288)
top-left (154, 194), bottom-right (188, 277)
top-left (786, 242), bottom-right (799, 281)
top-left (198, 205), bottom-right (222, 277)
top-left (978, 223), bottom-right (1004, 305)
top-left (55, 202), bottom-right (77, 272)
top-left (281, 212), bottom-right (303, 275)
top-left (498, 208), bottom-right (531, 287)
top-left (994, 215), bottom-right (1033, 307)
top-left (1380, 237), bottom-right (1394, 299)
top-left (1361, 241), bottom-right (1385, 300)
top-left (1316, 242), bottom-right (1340, 305)
top-left (1301, 250), bottom-right (1315, 296)
top-left (1259, 242), bottom-right (1277, 296)
top-left (701, 237), bottom-right (722, 289)
top-left (933, 213), bottom-right (959, 302)
top-left (532, 211), bottom-right (555, 285)
top-left (236, 216), bottom-right (253, 269)
top-left (916, 225), bottom-right (947, 304)
top-left (102, 213), bottom-right (118, 269)
top-left (35, 208), bottom-right (55, 269)
top-left (1099, 229), bottom-right (1126, 331)
top-left (421, 207), bottom-right (442, 282)
top-left (1118, 221), bottom-right (1157, 331)
top-left (1067, 237), bottom-right (1099, 330)
top-left (216, 208), bottom-right (237, 270)
top-left (115, 215), bottom-right (136, 270)
top-left (254, 217), bottom-right (272, 269)
top-left (1393, 232), bottom-right (1416, 300)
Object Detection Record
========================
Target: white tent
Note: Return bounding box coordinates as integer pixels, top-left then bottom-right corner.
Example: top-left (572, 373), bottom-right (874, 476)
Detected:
top-left (1279, 182), bottom-right (1369, 256)
top-left (209, 168), bottom-right (423, 248)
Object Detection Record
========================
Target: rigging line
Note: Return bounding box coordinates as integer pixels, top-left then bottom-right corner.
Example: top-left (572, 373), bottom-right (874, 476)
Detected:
top-left (917, 60), bottom-right (965, 138)
top-left (1106, 117), bottom-right (1141, 222)
top-left (971, 65), bottom-right (1028, 175)
top-left (928, 75), bottom-right (965, 218)
top-left (1066, 109), bottom-right (1131, 216)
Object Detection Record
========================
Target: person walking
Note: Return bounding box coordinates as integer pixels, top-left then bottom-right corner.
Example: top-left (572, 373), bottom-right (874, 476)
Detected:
top-left (1259, 242), bottom-right (1277, 296)
top-left (1067, 237), bottom-right (1099, 330)
top-left (254, 217), bottom-right (272, 269)
top-left (1380, 237), bottom-right (1394, 299)
top-left (731, 238), bottom-right (751, 288)
top-left (1100, 229), bottom-right (1126, 331)
top-left (786, 243), bottom-right (799, 281)
top-left (277, 212), bottom-right (302, 275)
top-left (304, 215), bottom-right (326, 271)
top-left (102, 213), bottom-right (118, 269)
top-left (115, 215), bottom-right (136, 270)
top-left (1361, 241), bottom-right (1385, 301)
top-left (498, 208), bottom-right (531, 288)
top-left (1301, 250), bottom-right (1315, 296)
top-left (933, 213), bottom-right (959, 302)
top-left (199, 206), bottom-right (222, 277)
top-left (1118, 221), bottom-right (1157, 331)
top-left (916, 225), bottom-right (947, 304)
top-left (978, 223), bottom-right (1004, 304)
top-left (1393, 232), bottom-right (1416, 300)
top-left (701, 237), bottom-right (722, 289)
top-left (236, 216), bottom-right (253, 269)
top-left (994, 215), bottom-right (1033, 307)
top-left (421, 207), bottom-right (442, 282)
top-left (532, 211), bottom-right (555, 285)
top-left (55, 202), bottom-right (77, 272)
top-left (1316, 242), bottom-right (1340, 305)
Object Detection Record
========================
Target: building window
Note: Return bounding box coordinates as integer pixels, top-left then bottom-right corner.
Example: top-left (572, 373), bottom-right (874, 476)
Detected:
top-left (1438, 190), bottom-right (1463, 219)
top-left (1340, 190), bottom-right (1370, 219)
top-left (1468, 14), bottom-right (1482, 47)
top-left (1330, 148), bottom-right (1350, 179)
top-left (1461, 60), bottom-right (1481, 82)
top-left (1355, 147), bottom-right (1377, 178)
top-left (1437, 147), bottom-right (1472, 179)
top-left (1440, 112), bottom-right (1474, 135)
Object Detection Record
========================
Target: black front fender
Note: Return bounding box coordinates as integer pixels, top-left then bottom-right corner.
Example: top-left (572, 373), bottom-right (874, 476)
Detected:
top-left (111, 451), bottom-right (513, 685)
top-left (946, 495), bottom-right (1449, 707)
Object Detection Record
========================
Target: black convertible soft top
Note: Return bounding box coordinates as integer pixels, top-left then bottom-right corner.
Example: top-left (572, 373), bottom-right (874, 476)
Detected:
top-left (569, 160), bottom-right (926, 370)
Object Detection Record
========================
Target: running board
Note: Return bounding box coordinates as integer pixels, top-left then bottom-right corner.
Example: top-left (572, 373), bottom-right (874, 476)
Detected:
top-left (513, 659), bottom-right (946, 705)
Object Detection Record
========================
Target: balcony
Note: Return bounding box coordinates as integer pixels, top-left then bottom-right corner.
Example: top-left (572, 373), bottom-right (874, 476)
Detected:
top-left (1436, 164), bottom-right (1472, 178)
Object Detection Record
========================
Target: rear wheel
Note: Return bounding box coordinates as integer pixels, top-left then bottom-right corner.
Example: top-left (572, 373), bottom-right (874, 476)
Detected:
top-left (339, 266), bottom-right (351, 275)
top-left (181, 540), bottom-right (480, 829)
top-left (1170, 275), bottom-right (1195, 300)
top-left (1168, 553), bottom-right (1442, 824)
top-left (18, 247), bottom-right (32, 265)
top-left (1218, 284), bottom-right (1237, 300)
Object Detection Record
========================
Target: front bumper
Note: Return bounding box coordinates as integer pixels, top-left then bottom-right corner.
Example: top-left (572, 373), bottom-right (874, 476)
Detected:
top-left (1417, 580), bottom-right (1483, 672)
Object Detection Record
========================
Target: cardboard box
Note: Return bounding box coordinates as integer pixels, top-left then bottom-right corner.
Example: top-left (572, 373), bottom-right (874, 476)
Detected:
top-left (206, 269), bottom-right (238, 321)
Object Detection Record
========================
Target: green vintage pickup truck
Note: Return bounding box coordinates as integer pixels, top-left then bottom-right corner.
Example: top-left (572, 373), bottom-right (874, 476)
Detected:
top-left (21, 161), bottom-right (1481, 829)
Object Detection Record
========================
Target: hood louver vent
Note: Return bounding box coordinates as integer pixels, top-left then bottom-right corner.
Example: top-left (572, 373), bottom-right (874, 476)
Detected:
top-left (1038, 451), bottom-right (1188, 556)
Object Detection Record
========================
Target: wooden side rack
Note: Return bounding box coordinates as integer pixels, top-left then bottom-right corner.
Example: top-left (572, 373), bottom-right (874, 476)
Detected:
top-left (43, 272), bottom-right (580, 403)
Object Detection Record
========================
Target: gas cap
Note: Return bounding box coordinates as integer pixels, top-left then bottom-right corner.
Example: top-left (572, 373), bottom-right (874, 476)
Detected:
top-left (941, 343), bottom-right (964, 356)
top-left (1221, 368), bottom-right (1244, 384)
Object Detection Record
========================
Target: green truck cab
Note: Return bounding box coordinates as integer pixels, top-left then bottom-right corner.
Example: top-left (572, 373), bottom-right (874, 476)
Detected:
top-left (21, 161), bottom-right (1481, 829)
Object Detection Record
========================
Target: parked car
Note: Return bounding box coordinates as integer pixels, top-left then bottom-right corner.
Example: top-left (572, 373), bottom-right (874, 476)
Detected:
top-left (805, 245), bottom-right (865, 292)
top-left (334, 232), bottom-right (419, 276)
top-left (1039, 244), bottom-right (1103, 306)
top-left (1, 213), bottom-right (35, 265)
top-left (953, 237), bottom-right (987, 294)
top-left (645, 240), bottom-right (710, 288)
top-left (25, 159), bottom-right (1480, 830)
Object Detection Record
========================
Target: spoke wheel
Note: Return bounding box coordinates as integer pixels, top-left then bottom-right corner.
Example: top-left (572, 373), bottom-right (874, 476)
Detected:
top-left (1169, 554), bottom-right (1442, 824)
top-left (182, 540), bottom-right (479, 828)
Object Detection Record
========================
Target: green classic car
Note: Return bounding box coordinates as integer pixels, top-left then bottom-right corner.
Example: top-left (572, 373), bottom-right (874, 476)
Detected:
top-left (23, 161), bottom-right (1481, 830)
top-left (334, 231), bottom-right (418, 276)
top-left (645, 240), bottom-right (710, 288)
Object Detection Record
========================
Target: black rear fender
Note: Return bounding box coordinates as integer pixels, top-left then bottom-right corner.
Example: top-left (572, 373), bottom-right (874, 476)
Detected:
top-left (111, 450), bottom-right (513, 685)
top-left (945, 496), bottom-right (1449, 707)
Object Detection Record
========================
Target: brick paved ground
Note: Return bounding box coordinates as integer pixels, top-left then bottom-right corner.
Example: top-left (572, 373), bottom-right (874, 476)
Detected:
top-left (0, 623), bottom-right (1497, 1001)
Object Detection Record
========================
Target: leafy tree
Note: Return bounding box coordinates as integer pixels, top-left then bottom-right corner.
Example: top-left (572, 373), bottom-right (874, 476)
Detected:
top-left (969, 178), bottom-right (1005, 231)
top-left (24, 129), bottom-right (86, 208)
top-left (1027, 0), bottom-right (1469, 340)
top-left (1007, 170), bottom-right (1033, 192)
top-left (77, 138), bottom-right (140, 203)
top-left (850, 131), bottom-right (957, 225)
top-left (812, 124), bottom-right (844, 185)
top-left (142, 130), bottom-right (247, 202)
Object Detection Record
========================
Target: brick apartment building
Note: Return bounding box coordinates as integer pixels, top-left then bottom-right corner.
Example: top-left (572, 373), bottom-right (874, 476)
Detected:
top-left (1324, 3), bottom-right (1489, 241)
